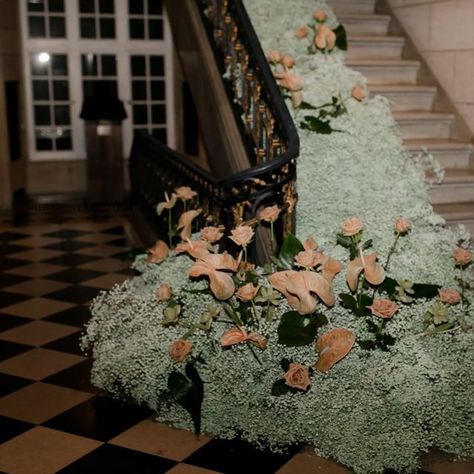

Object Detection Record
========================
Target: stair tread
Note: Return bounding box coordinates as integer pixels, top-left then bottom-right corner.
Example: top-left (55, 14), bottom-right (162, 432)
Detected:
top-left (393, 111), bottom-right (454, 120)
top-left (371, 84), bottom-right (437, 93)
top-left (346, 59), bottom-right (420, 66)
top-left (442, 169), bottom-right (474, 182)
top-left (348, 35), bottom-right (404, 44)
top-left (433, 203), bottom-right (474, 219)
top-left (404, 139), bottom-right (473, 150)
top-left (337, 13), bottom-right (390, 21)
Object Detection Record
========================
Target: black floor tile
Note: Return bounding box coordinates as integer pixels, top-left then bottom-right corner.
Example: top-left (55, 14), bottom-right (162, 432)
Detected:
top-left (0, 232), bottom-right (30, 243)
top-left (58, 444), bottom-right (176, 474)
top-left (47, 268), bottom-right (105, 284)
top-left (44, 331), bottom-right (84, 356)
top-left (0, 373), bottom-right (32, 397)
top-left (0, 273), bottom-right (30, 289)
top-left (184, 438), bottom-right (303, 474)
top-left (44, 286), bottom-right (100, 304)
top-left (44, 305), bottom-right (92, 327)
top-left (0, 340), bottom-right (33, 362)
top-left (43, 360), bottom-right (100, 394)
top-left (43, 229), bottom-right (90, 239)
top-left (101, 226), bottom-right (124, 235)
top-left (117, 267), bottom-right (139, 277)
top-left (44, 241), bottom-right (93, 252)
top-left (0, 415), bottom-right (34, 444)
top-left (0, 258), bottom-right (29, 271)
top-left (44, 396), bottom-right (153, 441)
top-left (0, 314), bottom-right (31, 332)
top-left (44, 253), bottom-right (99, 267)
top-left (0, 244), bottom-right (30, 256)
top-left (0, 291), bottom-right (31, 309)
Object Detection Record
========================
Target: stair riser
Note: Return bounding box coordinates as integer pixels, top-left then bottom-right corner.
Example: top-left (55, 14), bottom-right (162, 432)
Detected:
top-left (408, 148), bottom-right (472, 169)
top-left (351, 65), bottom-right (419, 84)
top-left (376, 91), bottom-right (435, 112)
top-left (347, 42), bottom-right (403, 60)
top-left (341, 19), bottom-right (390, 36)
top-left (330, 1), bottom-right (376, 15)
top-left (446, 220), bottom-right (474, 236)
top-left (397, 120), bottom-right (451, 140)
top-left (430, 185), bottom-right (474, 205)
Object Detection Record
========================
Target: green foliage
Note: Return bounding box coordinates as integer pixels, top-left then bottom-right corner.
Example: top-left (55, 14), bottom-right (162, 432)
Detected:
top-left (339, 293), bottom-right (372, 316)
top-left (275, 233), bottom-right (304, 270)
top-left (300, 115), bottom-right (336, 134)
top-left (334, 24), bottom-right (347, 51)
top-left (277, 311), bottom-right (328, 346)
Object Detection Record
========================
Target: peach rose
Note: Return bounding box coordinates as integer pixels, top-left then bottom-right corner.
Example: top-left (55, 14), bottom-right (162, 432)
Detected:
top-left (368, 299), bottom-right (399, 319)
top-left (175, 186), bottom-right (197, 201)
top-left (438, 288), bottom-right (461, 305)
top-left (315, 24), bottom-right (336, 51)
top-left (267, 50), bottom-right (283, 64)
top-left (341, 217), bottom-right (364, 237)
top-left (313, 9), bottom-right (327, 22)
top-left (169, 339), bottom-right (192, 362)
top-left (274, 72), bottom-right (303, 91)
top-left (220, 327), bottom-right (248, 347)
top-left (294, 250), bottom-right (325, 269)
top-left (235, 283), bottom-right (260, 302)
top-left (230, 225), bottom-right (255, 247)
top-left (281, 55), bottom-right (295, 69)
top-left (295, 25), bottom-right (309, 39)
top-left (155, 283), bottom-right (172, 302)
top-left (283, 363), bottom-right (311, 391)
top-left (201, 226), bottom-right (224, 243)
top-left (147, 240), bottom-right (169, 264)
top-left (247, 332), bottom-right (267, 350)
top-left (395, 217), bottom-right (411, 234)
top-left (259, 205), bottom-right (281, 223)
top-left (452, 247), bottom-right (472, 266)
top-left (351, 86), bottom-right (365, 101)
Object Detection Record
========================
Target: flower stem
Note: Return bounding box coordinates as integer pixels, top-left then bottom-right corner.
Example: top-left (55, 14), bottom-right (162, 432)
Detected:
top-left (243, 246), bottom-right (248, 263)
top-left (270, 221), bottom-right (274, 244)
top-left (168, 208), bottom-right (173, 248)
top-left (266, 301), bottom-right (272, 322)
top-left (247, 343), bottom-right (262, 365)
top-left (384, 232), bottom-right (400, 271)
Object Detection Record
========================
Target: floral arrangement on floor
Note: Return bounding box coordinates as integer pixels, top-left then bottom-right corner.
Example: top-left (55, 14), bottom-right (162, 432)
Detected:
top-left (83, 1), bottom-right (474, 473)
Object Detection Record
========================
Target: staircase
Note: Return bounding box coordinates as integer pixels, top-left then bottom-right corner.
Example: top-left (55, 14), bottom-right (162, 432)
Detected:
top-left (329, 0), bottom-right (474, 235)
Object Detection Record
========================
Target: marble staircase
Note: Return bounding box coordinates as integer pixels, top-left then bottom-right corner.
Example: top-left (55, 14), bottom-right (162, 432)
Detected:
top-left (329, 0), bottom-right (474, 235)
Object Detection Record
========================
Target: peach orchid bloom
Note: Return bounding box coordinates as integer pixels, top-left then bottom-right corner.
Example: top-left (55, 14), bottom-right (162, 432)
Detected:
top-left (220, 327), bottom-right (248, 347)
top-left (274, 72), bottom-right (303, 92)
top-left (247, 332), bottom-right (267, 350)
top-left (268, 270), bottom-right (335, 315)
top-left (175, 186), bottom-right (197, 201)
top-left (175, 239), bottom-right (210, 259)
top-left (303, 236), bottom-right (318, 251)
top-left (315, 328), bottom-right (356, 373)
top-left (294, 250), bottom-right (325, 269)
top-left (146, 240), bottom-right (169, 264)
top-left (188, 253), bottom-right (238, 300)
top-left (347, 252), bottom-right (385, 291)
top-left (321, 256), bottom-right (342, 283)
top-left (177, 209), bottom-right (202, 241)
top-left (156, 192), bottom-right (177, 216)
top-left (315, 24), bottom-right (336, 51)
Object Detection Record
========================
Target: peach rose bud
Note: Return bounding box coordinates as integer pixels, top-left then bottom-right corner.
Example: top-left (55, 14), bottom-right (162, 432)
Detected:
top-left (169, 339), bottom-right (192, 362)
top-left (155, 283), bottom-right (172, 302)
top-left (147, 240), bottom-right (169, 264)
top-left (368, 298), bottom-right (399, 319)
top-left (452, 247), bottom-right (472, 266)
top-left (283, 363), bottom-right (311, 391)
top-left (267, 50), bottom-right (283, 64)
top-left (175, 186), bottom-right (198, 201)
top-left (259, 205), bottom-right (281, 223)
top-left (313, 9), bottom-right (327, 22)
top-left (201, 226), bottom-right (224, 243)
top-left (294, 250), bottom-right (324, 269)
top-left (281, 55), bottom-right (296, 69)
top-left (438, 288), bottom-right (461, 305)
top-left (295, 25), bottom-right (309, 39)
top-left (230, 225), bottom-right (255, 247)
top-left (395, 217), bottom-right (411, 234)
top-left (351, 86), bottom-right (365, 102)
top-left (303, 236), bottom-right (318, 251)
top-left (235, 283), bottom-right (260, 302)
top-left (341, 217), bottom-right (364, 237)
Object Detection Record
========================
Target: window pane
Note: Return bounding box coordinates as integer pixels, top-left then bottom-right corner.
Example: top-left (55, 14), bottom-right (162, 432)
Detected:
top-left (99, 0), bottom-right (114, 13)
top-left (52, 55), bottom-right (68, 76)
top-left (56, 135), bottom-right (72, 150)
top-left (36, 137), bottom-right (53, 150)
top-left (54, 105), bottom-right (70, 125)
top-left (99, 18), bottom-right (115, 38)
top-left (129, 19), bottom-right (144, 39)
top-left (48, 0), bottom-right (64, 12)
top-left (80, 17), bottom-right (96, 38)
top-left (28, 16), bottom-right (46, 37)
top-left (83, 80), bottom-right (95, 97)
top-left (149, 56), bottom-right (164, 76)
top-left (150, 80), bottom-right (165, 100)
top-left (149, 19), bottom-right (163, 39)
top-left (131, 56), bottom-right (146, 76)
top-left (132, 80), bottom-right (147, 100)
top-left (101, 55), bottom-right (116, 76)
top-left (53, 80), bottom-right (69, 100)
top-left (151, 104), bottom-right (166, 124)
top-left (28, 0), bottom-right (45, 12)
top-left (148, 0), bottom-right (162, 15)
top-left (33, 80), bottom-right (50, 100)
top-left (34, 105), bottom-right (51, 125)
top-left (49, 17), bottom-right (66, 37)
top-left (79, 0), bottom-right (95, 13)
top-left (151, 128), bottom-right (167, 144)
top-left (31, 56), bottom-right (49, 76)
top-left (81, 54), bottom-right (98, 76)
top-left (133, 105), bottom-right (148, 124)
top-left (128, 0), bottom-right (143, 14)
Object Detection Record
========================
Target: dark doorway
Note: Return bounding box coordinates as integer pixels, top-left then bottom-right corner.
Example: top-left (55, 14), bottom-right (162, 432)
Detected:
top-left (5, 81), bottom-right (21, 161)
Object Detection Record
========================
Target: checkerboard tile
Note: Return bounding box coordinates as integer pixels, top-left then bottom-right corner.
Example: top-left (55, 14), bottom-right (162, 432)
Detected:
top-left (0, 216), bottom-right (469, 474)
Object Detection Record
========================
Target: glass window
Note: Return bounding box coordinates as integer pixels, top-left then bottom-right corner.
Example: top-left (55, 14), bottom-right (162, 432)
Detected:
top-left (128, 0), bottom-right (163, 40)
top-left (78, 0), bottom-right (115, 39)
top-left (81, 54), bottom-right (118, 98)
top-left (27, 0), bottom-right (66, 38)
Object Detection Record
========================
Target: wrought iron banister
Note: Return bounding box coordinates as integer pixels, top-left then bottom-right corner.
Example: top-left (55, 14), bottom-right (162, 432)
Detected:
top-left (130, 0), bottom-right (299, 263)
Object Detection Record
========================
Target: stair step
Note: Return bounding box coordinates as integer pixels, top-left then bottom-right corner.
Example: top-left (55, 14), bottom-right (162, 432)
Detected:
top-left (346, 59), bottom-right (420, 84)
top-left (347, 36), bottom-right (405, 60)
top-left (434, 203), bottom-right (474, 222)
top-left (394, 112), bottom-right (453, 140)
top-left (429, 169), bottom-right (474, 205)
top-left (405, 140), bottom-right (473, 169)
top-left (329, 0), bottom-right (376, 15)
top-left (371, 85), bottom-right (436, 112)
top-left (337, 14), bottom-right (390, 36)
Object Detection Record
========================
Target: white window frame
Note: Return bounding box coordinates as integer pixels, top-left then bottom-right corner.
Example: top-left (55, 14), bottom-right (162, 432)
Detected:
top-left (20, 0), bottom-right (175, 162)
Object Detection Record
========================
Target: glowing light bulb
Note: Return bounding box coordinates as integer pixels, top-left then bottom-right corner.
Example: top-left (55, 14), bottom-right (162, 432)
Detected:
top-left (38, 52), bottom-right (50, 64)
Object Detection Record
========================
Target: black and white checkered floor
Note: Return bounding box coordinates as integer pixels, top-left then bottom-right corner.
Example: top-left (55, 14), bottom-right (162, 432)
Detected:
top-left (0, 216), bottom-right (472, 473)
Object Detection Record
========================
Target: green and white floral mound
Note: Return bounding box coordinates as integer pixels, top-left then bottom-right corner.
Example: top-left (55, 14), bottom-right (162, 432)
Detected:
top-left (82, 1), bottom-right (474, 473)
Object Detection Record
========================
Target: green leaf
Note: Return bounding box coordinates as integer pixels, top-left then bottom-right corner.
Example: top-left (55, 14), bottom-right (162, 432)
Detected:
top-left (339, 293), bottom-right (358, 313)
top-left (334, 24), bottom-right (347, 51)
top-left (339, 293), bottom-right (372, 316)
top-left (358, 294), bottom-right (373, 315)
top-left (278, 234), bottom-right (304, 270)
top-left (412, 283), bottom-right (441, 299)
top-left (280, 358), bottom-right (291, 372)
top-left (271, 379), bottom-right (290, 396)
top-left (362, 239), bottom-right (373, 250)
top-left (277, 311), bottom-right (327, 346)
top-left (358, 340), bottom-right (376, 350)
top-left (300, 116), bottom-right (334, 134)
top-left (378, 277), bottom-right (398, 297)
top-left (430, 321), bottom-right (457, 334)
top-left (336, 233), bottom-right (352, 248)
top-left (236, 302), bottom-right (252, 325)
top-left (298, 100), bottom-right (318, 110)
top-left (376, 333), bottom-right (396, 351)
top-left (168, 363), bottom-right (204, 434)
top-left (366, 319), bottom-right (379, 333)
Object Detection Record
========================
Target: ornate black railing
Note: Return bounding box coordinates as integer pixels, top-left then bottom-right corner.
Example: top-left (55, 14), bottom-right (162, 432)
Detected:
top-left (130, 0), bottom-right (299, 263)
